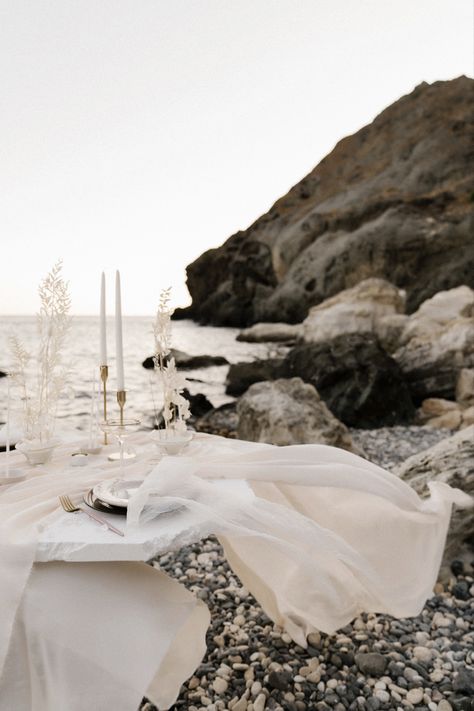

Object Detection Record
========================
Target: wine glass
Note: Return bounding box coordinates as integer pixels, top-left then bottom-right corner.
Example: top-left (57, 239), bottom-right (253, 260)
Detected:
top-left (100, 418), bottom-right (141, 477)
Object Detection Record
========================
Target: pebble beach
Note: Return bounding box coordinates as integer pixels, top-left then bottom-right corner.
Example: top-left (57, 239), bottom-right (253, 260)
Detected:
top-left (141, 427), bottom-right (474, 711)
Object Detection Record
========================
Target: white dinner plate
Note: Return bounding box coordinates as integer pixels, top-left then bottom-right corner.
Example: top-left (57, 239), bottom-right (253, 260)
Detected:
top-left (92, 478), bottom-right (144, 508)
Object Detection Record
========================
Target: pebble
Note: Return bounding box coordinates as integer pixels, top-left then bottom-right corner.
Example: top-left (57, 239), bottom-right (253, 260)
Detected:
top-left (437, 702), bottom-right (453, 711)
top-left (355, 652), bottom-right (388, 676)
top-left (413, 646), bottom-right (435, 664)
top-left (406, 688), bottom-right (424, 705)
top-left (432, 612), bottom-right (452, 628)
top-left (213, 678), bottom-right (228, 695)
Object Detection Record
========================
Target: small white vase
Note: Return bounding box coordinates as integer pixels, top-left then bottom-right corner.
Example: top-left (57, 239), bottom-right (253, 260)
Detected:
top-left (16, 439), bottom-right (60, 466)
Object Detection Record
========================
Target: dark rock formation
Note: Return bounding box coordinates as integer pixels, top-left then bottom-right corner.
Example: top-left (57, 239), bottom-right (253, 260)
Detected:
top-left (195, 402), bottom-right (238, 438)
top-left (225, 358), bottom-right (286, 397)
top-left (0, 371), bottom-right (6, 378)
top-left (142, 349), bottom-right (228, 370)
top-left (285, 335), bottom-right (415, 428)
top-left (182, 389), bottom-right (213, 419)
top-left (151, 388), bottom-right (213, 429)
top-left (181, 77), bottom-right (474, 326)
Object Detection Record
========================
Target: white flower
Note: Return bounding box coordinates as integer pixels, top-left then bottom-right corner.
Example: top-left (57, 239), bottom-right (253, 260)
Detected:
top-left (152, 289), bottom-right (191, 432)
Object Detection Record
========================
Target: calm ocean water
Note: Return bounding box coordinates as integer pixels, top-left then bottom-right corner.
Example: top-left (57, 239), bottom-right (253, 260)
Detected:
top-left (0, 316), bottom-right (275, 433)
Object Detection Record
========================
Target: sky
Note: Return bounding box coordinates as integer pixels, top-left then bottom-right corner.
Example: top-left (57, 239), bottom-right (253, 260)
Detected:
top-left (0, 0), bottom-right (472, 315)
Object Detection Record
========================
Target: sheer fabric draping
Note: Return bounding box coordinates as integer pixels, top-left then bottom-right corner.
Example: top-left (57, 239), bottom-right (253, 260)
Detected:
top-left (127, 435), bottom-right (473, 645)
top-left (1, 433), bottom-right (472, 710)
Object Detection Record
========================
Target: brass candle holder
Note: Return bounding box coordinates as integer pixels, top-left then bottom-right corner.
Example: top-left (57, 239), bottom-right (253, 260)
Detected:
top-left (100, 365), bottom-right (109, 444)
top-left (117, 389), bottom-right (126, 425)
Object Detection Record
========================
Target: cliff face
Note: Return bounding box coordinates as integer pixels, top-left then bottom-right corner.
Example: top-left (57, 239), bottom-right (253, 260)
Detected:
top-left (180, 76), bottom-right (474, 327)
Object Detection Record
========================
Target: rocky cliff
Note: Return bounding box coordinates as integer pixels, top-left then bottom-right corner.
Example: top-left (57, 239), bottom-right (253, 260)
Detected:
top-left (178, 76), bottom-right (474, 326)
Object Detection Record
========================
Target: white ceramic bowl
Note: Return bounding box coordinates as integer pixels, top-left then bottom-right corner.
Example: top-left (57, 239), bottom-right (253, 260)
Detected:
top-left (150, 429), bottom-right (193, 455)
top-left (16, 439), bottom-right (60, 466)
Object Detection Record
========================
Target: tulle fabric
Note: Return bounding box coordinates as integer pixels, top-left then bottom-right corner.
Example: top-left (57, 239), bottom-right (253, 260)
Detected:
top-left (0, 432), bottom-right (472, 709)
top-left (127, 434), bottom-right (472, 645)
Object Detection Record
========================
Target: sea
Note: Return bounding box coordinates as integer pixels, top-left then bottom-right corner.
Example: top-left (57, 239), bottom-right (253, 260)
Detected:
top-left (0, 316), bottom-right (277, 435)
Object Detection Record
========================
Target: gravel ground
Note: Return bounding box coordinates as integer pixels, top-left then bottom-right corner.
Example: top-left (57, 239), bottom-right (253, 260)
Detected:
top-left (349, 426), bottom-right (454, 471)
top-left (140, 427), bottom-right (474, 711)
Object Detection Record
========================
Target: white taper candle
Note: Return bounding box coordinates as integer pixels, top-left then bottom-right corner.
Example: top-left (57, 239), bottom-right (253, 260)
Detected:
top-left (6, 374), bottom-right (10, 476)
top-left (100, 272), bottom-right (107, 366)
top-left (115, 270), bottom-right (125, 391)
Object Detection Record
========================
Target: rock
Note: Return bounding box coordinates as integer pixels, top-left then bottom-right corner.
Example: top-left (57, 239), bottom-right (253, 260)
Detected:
top-left (237, 378), bottom-right (356, 451)
top-left (400, 286), bottom-right (474, 345)
top-left (461, 406), bottom-right (474, 428)
top-left (226, 358), bottom-right (286, 396)
top-left (452, 581), bottom-right (470, 600)
top-left (142, 349), bottom-right (228, 370)
top-left (425, 410), bottom-right (462, 430)
top-left (354, 652), bottom-right (388, 677)
top-left (267, 670), bottom-right (292, 691)
top-left (307, 631), bottom-right (321, 648)
top-left (456, 369), bottom-right (474, 406)
top-left (393, 318), bottom-right (474, 402)
top-left (181, 77), bottom-right (474, 326)
top-left (412, 646), bottom-right (435, 664)
top-left (302, 278), bottom-right (406, 345)
top-left (237, 322), bottom-right (302, 343)
top-left (376, 313), bottom-right (410, 354)
top-left (417, 397), bottom-right (472, 431)
top-left (406, 687), bottom-right (424, 705)
top-left (253, 693), bottom-right (266, 711)
top-left (420, 398), bottom-right (460, 417)
top-left (395, 427), bottom-right (474, 566)
top-left (195, 402), bottom-right (238, 438)
top-left (437, 702), bottom-right (453, 711)
top-left (182, 389), bottom-right (214, 418)
top-left (213, 677), bottom-right (229, 695)
top-left (0, 371), bottom-right (6, 378)
top-left (285, 334), bottom-right (415, 428)
top-left (453, 667), bottom-right (474, 696)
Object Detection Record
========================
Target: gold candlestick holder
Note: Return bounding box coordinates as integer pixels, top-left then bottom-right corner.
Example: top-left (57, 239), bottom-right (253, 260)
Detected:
top-left (117, 389), bottom-right (126, 425)
top-left (100, 365), bottom-right (109, 444)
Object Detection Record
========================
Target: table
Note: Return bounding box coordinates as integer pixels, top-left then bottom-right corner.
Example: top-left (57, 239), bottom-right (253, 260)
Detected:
top-left (1, 431), bottom-right (469, 711)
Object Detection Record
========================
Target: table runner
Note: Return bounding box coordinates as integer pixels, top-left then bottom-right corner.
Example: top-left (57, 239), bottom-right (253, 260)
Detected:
top-left (1, 433), bottom-right (472, 710)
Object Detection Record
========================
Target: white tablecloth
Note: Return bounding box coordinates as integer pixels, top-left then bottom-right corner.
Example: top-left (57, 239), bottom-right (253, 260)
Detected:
top-left (1, 432), bottom-right (472, 710)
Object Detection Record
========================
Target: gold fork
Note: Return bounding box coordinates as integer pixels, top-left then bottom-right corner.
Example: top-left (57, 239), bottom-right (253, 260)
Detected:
top-left (59, 494), bottom-right (124, 537)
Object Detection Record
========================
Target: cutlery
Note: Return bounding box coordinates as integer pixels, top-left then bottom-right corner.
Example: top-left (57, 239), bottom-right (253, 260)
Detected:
top-left (59, 494), bottom-right (124, 537)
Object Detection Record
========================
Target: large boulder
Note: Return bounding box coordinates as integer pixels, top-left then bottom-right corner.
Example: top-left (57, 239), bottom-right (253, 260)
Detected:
top-left (302, 278), bottom-right (406, 345)
top-left (226, 358), bottom-right (286, 396)
top-left (398, 285), bottom-right (474, 346)
top-left (285, 334), bottom-right (415, 428)
top-left (180, 77), bottom-right (474, 326)
top-left (395, 427), bottom-right (474, 568)
top-left (237, 377), bottom-right (356, 451)
top-left (393, 318), bottom-right (474, 402)
top-left (237, 322), bottom-right (302, 343)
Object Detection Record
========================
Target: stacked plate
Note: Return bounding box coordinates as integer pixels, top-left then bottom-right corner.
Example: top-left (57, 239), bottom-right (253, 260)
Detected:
top-left (84, 479), bottom-right (143, 515)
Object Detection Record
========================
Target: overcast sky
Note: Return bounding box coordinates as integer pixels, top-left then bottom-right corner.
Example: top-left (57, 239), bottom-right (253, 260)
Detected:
top-left (1, 0), bottom-right (472, 315)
